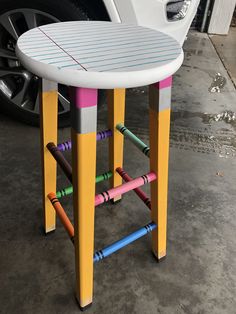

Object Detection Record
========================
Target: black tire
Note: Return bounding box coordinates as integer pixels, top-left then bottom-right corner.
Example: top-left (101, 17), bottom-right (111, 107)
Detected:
top-left (0, 0), bottom-right (89, 127)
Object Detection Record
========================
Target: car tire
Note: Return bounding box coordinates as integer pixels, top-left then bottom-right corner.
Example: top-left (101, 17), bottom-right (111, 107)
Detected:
top-left (0, 0), bottom-right (90, 127)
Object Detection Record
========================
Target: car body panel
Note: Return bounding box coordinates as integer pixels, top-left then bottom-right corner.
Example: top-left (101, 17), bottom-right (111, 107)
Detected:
top-left (103, 0), bottom-right (201, 45)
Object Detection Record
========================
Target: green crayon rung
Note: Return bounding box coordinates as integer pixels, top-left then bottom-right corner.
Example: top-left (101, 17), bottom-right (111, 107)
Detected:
top-left (56, 171), bottom-right (112, 198)
top-left (95, 171), bottom-right (112, 184)
top-left (116, 123), bottom-right (150, 157)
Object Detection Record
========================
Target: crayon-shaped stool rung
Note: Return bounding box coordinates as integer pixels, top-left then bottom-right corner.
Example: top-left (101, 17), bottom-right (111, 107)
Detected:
top-left (47, 193), bottom-right (156, 264)
top-left (96, 129), bottom-right (112, 141)
top-left (95, 171), bottom-right (156, 206)
top-left (94, 222), bottom-right (157, 262)
top-left (116, 123), bottom-right (150, 157)
top-left (47, 142), bottom-right (72, 182)
top-left (116, 167), bottom-right (151, 210)
top-left (48, 192), bottom-right (74, 243)
top-left (56, 171), bottom-right (113, 198)
top-left (57, 129), bottom-right (112, 151)
top-left (57, 140), bottom-right (72, 152)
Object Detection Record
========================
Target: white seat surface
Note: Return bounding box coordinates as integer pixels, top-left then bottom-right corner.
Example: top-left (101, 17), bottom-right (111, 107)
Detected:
top-left (16, 21), bottom-right (183, 89)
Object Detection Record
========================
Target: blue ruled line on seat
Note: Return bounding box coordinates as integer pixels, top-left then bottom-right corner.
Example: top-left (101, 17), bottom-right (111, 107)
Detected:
top-left (36, 46), bottom-right (180, 62)
top-left (28, 41), bottom-right (179, 59)
top-left (47, 50), bottom-right (180, 67)
top-left (59, 54), bottom-right (179, 70)
top-left (99, 58), bottom-right (178, 72)
top-left (21, 35), bottom-right (174, 51)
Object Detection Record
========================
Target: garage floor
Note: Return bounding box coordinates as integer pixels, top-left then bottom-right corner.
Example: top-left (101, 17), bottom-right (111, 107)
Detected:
top-left (210, 27), bottom-right (236, 86)
top-left (0, 31), bottom-right (236, 314)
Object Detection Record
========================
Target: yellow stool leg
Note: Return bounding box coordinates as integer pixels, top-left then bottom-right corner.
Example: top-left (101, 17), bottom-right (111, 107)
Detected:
top-left (149, 77), bottom-right (172, 261)
top-left (108, 89), bottom-right (126, 202)
top-left (40, 79), bottom-right (58, 233)
top-left (70, 87), bottom-right (97, 309)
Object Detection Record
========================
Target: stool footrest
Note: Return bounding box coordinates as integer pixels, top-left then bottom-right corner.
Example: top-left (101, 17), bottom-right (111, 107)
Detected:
top-left (57, 129), bottom-right (112, 151)
top-left (56, 171), bottom-right (113, 198)
top-left (47, 192), bottom-right (74, 243)
top-left (116, 167), bottom-right (151, 210)
top-left (116, 123), bottom-right (150, 157)
top-left (47, 142), bottom-right (72, 183)
top-left (95, 171), bottom-right (156, 206)
top-left (48, 193), bottom-right (156, 264)
top-left (94, 222), bottom-right (157, 263)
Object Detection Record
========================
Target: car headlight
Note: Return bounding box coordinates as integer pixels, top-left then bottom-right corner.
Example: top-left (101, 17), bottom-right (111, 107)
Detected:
top-left (166, 0), bottom-right (192, 21)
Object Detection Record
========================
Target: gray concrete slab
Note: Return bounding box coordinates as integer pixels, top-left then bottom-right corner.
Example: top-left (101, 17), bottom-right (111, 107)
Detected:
top-left (210, 27), bottom-right (236, 86)
top-left (0, 31), bottom-right (236, 314)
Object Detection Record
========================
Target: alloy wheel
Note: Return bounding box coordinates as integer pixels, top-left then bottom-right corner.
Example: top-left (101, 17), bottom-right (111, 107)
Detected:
top-left (0, 9), bottom-right (70, 119)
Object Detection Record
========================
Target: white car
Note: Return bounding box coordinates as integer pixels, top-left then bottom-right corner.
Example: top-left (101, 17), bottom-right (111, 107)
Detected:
top-left (0, 0), bottom-right (200, 126)
top-left (104, 0), bottom-right (200, 45)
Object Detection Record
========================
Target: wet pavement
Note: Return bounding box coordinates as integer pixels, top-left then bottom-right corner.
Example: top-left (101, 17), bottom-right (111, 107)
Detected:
top-left (0, 31), bottom-right (236, 313)
top-left (210, 27), bottom-right (236, 87)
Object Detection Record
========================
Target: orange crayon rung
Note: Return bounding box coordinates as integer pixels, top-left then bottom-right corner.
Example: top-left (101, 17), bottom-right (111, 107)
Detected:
top-left (47, 192), bottom-right (74, 242)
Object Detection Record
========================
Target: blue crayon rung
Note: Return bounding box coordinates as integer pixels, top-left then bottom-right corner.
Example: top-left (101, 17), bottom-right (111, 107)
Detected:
top-left (93, 222), bottom-right (157, 263)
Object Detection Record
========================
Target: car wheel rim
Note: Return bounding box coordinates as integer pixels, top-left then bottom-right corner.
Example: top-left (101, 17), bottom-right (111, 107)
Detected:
top-left (0, 9), bottom-right (70, 117)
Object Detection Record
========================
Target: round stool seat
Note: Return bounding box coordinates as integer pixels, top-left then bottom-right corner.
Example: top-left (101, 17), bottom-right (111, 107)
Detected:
top-left (16, 21), bottom-right (183, 89)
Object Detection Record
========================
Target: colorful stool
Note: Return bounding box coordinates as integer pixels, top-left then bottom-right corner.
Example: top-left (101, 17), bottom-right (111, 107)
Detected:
top-left (16, 21), bottom-right (183, 310)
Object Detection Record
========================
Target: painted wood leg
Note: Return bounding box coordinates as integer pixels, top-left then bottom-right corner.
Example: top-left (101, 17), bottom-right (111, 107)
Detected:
top-left (149, 77), bottom-right (172, 261)
top-left (70, 87), bottom-right (97, 309)
top-left (108, 89), bottom-right (126, 203)
top-left (40, 79), bottom-right (58, 233)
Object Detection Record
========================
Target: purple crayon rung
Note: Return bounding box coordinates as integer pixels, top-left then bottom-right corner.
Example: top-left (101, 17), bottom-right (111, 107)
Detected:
top-left (57, 129), bottom-right (112, 151)
top-left (96, 129), bottom-right (112, 141)
top-left (57, 141), bottom-right (72, 152)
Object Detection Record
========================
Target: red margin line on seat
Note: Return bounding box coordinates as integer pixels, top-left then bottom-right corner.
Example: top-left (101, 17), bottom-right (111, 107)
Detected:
top-left (38, 27), bottom-right (87, 71)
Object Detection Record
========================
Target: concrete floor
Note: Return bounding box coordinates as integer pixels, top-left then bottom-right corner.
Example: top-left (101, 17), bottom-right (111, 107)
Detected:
top-left (210, 27), bottom-right (236, 86)
top-left (0, 31), bottom-right (236, 314)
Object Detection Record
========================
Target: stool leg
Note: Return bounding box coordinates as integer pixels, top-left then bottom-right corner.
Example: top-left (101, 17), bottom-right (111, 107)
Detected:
top-left (40, 79), bottom-right (58, 233)
top-left (149, 77), bottom-right (172, 261)
top-left (70, 87), bottom-right (97, 309)
top-left (108, 89), bottom-right (126, 203)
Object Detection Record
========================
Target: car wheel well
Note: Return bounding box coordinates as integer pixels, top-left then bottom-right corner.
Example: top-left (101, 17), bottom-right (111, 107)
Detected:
top-left (73, 0), bottom-right (110, 21)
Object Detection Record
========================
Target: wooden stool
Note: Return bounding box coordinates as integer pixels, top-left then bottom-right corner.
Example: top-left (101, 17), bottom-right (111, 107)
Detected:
top-left (16, 21), bottom-right (183, 310)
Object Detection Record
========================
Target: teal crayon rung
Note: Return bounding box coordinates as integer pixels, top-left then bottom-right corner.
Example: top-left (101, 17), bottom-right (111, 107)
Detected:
top-left (56, 171), bottom-right (112, 198)
top-left (116, 123), bottom-right (150, 157)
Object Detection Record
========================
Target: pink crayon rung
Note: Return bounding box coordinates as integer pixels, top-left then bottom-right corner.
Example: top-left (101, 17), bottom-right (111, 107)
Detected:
top-left (95, 170), bottom-right (156, 206)
top-left (116, 167), bottom-right (151, 210)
